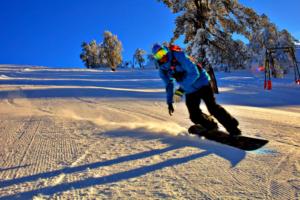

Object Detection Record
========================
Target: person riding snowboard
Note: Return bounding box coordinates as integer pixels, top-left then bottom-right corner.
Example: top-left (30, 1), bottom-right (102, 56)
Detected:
top-left (152, 43), bottom-right (241, 136)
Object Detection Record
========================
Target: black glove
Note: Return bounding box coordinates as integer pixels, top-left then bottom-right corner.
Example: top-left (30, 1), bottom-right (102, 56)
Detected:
top-left (168, 103), bottom-right (174, 116)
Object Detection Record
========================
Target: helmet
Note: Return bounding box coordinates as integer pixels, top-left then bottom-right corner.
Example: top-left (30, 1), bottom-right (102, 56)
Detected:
top-left (152, 43), bottom-right (163, 54)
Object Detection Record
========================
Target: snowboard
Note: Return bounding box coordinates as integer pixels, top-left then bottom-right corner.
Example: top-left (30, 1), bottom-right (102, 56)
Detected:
top-left (188, 124), bottom-right (268, 151)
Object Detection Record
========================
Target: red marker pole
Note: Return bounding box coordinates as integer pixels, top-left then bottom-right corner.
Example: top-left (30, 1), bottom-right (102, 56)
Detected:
top-left (267, 80), bottom-right (272, 90)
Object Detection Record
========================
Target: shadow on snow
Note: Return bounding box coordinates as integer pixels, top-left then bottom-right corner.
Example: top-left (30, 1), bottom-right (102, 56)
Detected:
top-left (0, 87), bottom-right (165, 100)
top-left (0, 129), bottom-right (245, 199)
top-left (0, 165), bottom-right (30, 172)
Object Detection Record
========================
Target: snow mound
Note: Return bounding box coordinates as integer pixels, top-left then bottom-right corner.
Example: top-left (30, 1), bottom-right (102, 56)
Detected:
top-left (0, 74), bottom-right (10, 79)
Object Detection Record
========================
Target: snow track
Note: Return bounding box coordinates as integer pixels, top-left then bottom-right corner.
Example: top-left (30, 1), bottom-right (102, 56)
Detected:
top-left (0, 66), bottom-right (299, 199)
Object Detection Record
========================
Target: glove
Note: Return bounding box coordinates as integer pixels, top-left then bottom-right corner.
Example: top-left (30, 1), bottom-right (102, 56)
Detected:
top-left (173, 88), bottom-right (184, 103)
top-left (168, 103), bottom-right (174, 116)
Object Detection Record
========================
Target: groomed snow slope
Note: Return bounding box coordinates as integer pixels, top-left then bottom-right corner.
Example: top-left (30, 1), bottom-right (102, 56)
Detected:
top-left (0, 64), bottom-right (299, 199)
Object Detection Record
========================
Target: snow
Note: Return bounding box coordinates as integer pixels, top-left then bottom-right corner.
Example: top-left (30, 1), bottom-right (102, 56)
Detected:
top-left (0, 64), bottom-right (299, 199)
top-left (0, 75), bottom-right (10, 79)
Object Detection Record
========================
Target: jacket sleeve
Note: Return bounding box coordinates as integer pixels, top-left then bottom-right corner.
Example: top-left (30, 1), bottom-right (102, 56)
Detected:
top-left (174, 52), bottom-right (200, 88)
top-left (159, 69), bottom-right (174, 104)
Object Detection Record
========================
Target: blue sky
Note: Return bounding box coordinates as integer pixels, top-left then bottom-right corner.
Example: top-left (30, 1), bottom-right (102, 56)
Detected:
top-left (0, 0), bottom-right (299, 68)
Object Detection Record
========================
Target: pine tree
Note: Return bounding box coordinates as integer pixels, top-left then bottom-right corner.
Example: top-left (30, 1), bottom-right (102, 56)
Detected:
top-left (249, 15), bottom-right (295, 76)
top-left (158, 0), bottom-right (294, 71)
top-left (80, 42), bottom-right (90, 68)
top-left (134, 48), bottom-right (146, 69)
top-left (159, 0), bottom-right (260, 65)
top-left (100, 31), bottom-right (123, 71)
top-left (80, 31), bottom-right (123, 70)
top-left (80, 40), bottom-right (101, 68)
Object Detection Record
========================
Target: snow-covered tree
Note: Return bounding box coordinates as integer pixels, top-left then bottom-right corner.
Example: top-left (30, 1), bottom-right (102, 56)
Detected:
top-left (248, 14), bottom-right (278, 61)
top-left (134, 48), bottom-right (146, 69)
top-left (100, 31), bottom-right (123, 71)
top-left (159, 0), bottom-right (260, 67)
top-left (80, 31), bottom-right (123, 70)
top-left (80, 42), bottom-right (91, 68)
top-left (249, 14), bottom-right (296, 76)
top-left (210, 39), bottom-right (250, 71)
top-left (158, 0), bottom-right (295, 72)
top-left (80, 40), bottom-right (101, 68)
top-left (274, 30), bottom-right (296, 75)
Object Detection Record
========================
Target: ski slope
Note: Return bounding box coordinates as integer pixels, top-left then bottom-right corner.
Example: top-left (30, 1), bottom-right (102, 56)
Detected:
top-left (0, 64), bottom-right (299, 199)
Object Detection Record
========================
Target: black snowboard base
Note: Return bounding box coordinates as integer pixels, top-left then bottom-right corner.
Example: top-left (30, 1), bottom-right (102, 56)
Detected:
top-left (188, 125), bottom-right (268, 151)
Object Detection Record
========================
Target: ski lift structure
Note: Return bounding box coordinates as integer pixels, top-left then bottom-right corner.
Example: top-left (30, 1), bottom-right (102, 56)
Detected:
top-left (264, 46), bottom-right (300, 90)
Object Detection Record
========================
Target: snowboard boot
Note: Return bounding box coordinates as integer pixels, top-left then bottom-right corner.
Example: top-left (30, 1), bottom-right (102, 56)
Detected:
top-left (227, 127), bottom-right (242, 137)
top-left (188, 123), bottom-right (219, 138)
top-left (188, 124), bottom-right (208, 136)
top-left (202, 115), bottom-right (218, 133)
top-left (205, 124), bottom-right (219, 132)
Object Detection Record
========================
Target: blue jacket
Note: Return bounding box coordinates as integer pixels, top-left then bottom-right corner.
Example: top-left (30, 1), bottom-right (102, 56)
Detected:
top-left (157, 49), bottom-right (211, 104)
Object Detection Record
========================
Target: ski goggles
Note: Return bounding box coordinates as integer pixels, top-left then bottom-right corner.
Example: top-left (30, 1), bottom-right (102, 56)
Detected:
top-left (153, 48), bottom-right (168, 61)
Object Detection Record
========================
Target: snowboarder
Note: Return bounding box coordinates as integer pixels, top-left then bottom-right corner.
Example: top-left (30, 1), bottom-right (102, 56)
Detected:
top-left (152, 43), bottom-right (241, 136)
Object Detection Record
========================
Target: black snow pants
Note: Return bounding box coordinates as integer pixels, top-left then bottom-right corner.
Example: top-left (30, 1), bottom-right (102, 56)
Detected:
top-left (185, 85), bottom-right (239, 132)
